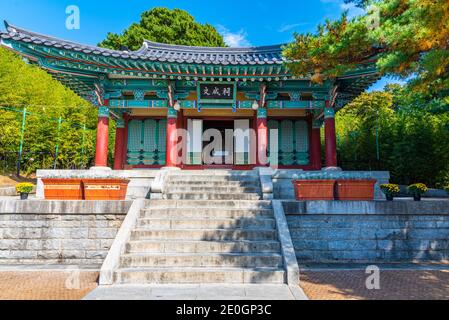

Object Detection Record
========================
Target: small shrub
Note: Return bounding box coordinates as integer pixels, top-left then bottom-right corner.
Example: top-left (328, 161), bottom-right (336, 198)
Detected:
top-left (15, 183), bottom-right (34, 194)
top-left (407, 183), bottom-right (428, 195)
top-left (380, 184), bottom-right (400, 195)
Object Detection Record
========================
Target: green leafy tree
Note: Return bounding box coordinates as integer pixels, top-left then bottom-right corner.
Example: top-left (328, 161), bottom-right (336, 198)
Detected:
top-left (283, 0), bottom-right (449, 95)
top-left (337, 87), bottom-right (449, 187)
top-left (0, 47), bottom-right (100, 174)
top-left (99, 8), bottom-right (226, 50)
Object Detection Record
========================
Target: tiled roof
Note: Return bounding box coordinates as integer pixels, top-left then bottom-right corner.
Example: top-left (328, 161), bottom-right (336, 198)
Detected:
top-left (0, 21), bottom-right (286, 66)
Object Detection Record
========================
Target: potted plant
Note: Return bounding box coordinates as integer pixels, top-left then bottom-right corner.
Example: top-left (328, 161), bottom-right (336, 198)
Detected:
top-left (15, 183), bottom-right (34, 200)
top-left (380, 184), bottom-right (400, 201)
top-left (407, 183), bottom-right (428, 201)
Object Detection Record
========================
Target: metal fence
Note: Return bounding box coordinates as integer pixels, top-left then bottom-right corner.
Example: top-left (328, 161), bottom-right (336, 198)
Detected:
top-left (0, 105), bottom-right (95, 176)
top-left (0, 151), bottom-right (93, 176)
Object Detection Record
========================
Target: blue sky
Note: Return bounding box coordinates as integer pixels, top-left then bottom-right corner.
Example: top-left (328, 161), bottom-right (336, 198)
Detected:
top-left (0, 0), bottom-right (403, 91)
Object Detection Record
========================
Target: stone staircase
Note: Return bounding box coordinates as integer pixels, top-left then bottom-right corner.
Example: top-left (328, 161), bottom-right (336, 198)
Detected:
top-left (113, 171), bottom-right (286, 284)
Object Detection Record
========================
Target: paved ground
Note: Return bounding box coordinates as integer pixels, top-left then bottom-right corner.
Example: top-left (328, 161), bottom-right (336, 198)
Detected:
top-left (301, 269), bottom-right (449, 300)
top-left (0, 270), bottom-right (99, 300)
top-left (1, 267), bottom-right (449, 300)
top-left (84, 284), bottom-right (307, 300)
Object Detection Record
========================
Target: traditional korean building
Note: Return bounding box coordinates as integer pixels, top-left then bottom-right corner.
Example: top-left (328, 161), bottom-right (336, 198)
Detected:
top-left (0, 22), bottom-right (380, 171)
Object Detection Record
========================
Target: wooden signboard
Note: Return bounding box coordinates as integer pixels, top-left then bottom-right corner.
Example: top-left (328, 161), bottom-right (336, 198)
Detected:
top-left (197, 82), bottom-right (237, 105)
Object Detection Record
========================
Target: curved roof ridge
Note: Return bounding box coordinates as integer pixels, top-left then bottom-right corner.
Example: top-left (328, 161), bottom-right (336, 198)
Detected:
top-left (142, 40), bottom-right (285, 53)
top-left (3, 21), bottom-right (127, 54)
top-left (1, 21), bottom-right (286, 66)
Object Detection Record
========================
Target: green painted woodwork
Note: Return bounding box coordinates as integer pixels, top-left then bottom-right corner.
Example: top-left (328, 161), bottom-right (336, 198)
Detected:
top-left (324, 108), bottom-right (336, 119)
top-left (179, 100), bottom-right (197, 109)
top-left (98, 107), bottom-right (110, 118)
top-left (257, 108), bottom-right (267, 119)
top-left (167, 108), bottom-right (178, 119)
top-left (267, 100), bottom-right (325, 109)
top-left (3, 35), bottom-right (379, 119)
top-left (134, 89), bottom-right (146, 101)
top-left (312, 119), bottom-right (324, 129)
top-left (108, 98), bottom-right (325, 112)
top-left (109, 99), bottom-right (168, 108)
top-left (116, 118), bottom-right (125, 129)
top-left (268, 119), bottom-right (310, 166)
top-left (127, 119), bottom-right (167, 166)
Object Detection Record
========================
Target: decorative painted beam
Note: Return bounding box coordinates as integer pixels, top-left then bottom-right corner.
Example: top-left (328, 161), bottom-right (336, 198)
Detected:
top-left (109, 99), bottom-right (168, 109)
top-left (267, 100), bottom-right (326, 109)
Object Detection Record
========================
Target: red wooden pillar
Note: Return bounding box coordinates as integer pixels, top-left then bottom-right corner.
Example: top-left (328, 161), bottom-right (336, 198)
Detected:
top-left (256, 108), bottom-right (268, 166)
top-left (113, 119), bottom-right (126, 170)
top-left (324, 102), bottom-right (338, 168)
top-left (94, 102), bottom-right (110, 168)
top-left (311, 120), bottom-right (323, 170)
top-left (166, 109), bottom-right (178, 167)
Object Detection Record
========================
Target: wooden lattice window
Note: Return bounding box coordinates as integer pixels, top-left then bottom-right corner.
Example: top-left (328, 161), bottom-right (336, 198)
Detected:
top-left (127, 119), bottom-right (166, 166)
top-left (268, 119), bottom-right (310, 166)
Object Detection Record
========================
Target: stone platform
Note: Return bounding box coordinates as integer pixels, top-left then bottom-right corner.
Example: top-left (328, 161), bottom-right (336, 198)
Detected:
top-left (84, 284), bottom-right (307, 300)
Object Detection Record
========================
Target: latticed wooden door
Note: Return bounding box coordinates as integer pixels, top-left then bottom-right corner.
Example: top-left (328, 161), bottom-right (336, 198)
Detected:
top-left (127, 119), bottom-right (167, 166)
top-left (268, 119), bottom-right (310, 166)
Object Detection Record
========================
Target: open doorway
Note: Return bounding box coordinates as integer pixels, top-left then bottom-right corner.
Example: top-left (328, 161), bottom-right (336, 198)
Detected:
top-left (202, 120), bottom-right (234, 165)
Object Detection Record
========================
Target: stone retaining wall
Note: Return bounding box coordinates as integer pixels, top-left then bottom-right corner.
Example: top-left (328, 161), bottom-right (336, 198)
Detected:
top-left (284, 200), bottom-right (449, 263)
top-left (0, 200), bottom-right (131, 266)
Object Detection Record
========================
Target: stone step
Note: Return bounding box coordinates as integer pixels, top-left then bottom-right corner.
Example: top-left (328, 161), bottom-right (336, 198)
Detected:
top-left (141, 208), bottom-right (274, 219)
top-left (165, 180), bottom-right (259, 187)
top-left (165, 186), bottom-right (261, 193)
top-left (120, 253), bottom-right (283, 268)
top-left (131, 229), bottom-right (278, 241)
top-left (168, 175), bottom-right (258, 182)
top-left (170, 170), bottom-right (257, 177)
top-left (164, 193), bottom-right (262, 201)
top-left (147, 200), bottom-right (272, 210)
top-left (125, 240), bottom-right (281, 254)
top-left (114, 267), bottom-right (286, 284)
top-left (136, 218), bottom-right (276, 230)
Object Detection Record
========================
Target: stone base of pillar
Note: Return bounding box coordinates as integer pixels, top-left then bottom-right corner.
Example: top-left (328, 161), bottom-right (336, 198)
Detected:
top-left (90, 166), bottom-right (112, 171)
top-left (323, 166), bottom-right (342, 172)
top-left (161, 167), bottom-right (182, 171)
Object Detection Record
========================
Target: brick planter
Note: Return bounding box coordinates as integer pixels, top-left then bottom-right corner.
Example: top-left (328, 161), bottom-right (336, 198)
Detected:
top-left (335, 179), bottom-right (376, 201)
top-left (41, 179), bottom-right (84, 200)
top-left (82, 179), bottom-right (130, 200)
top-left (292, 180), bottom-right (336, 201)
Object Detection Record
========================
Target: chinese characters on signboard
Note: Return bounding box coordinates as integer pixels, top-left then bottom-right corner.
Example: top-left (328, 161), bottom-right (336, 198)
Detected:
top-left (199, 83), bottom-right (235, 101)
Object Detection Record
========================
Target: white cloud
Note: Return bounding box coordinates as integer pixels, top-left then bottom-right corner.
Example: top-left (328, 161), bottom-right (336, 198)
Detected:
top-left (340, 2), bottom-right (365, 18)
top-left (320, 0), bottom-right (365, 19)
top-left (217, 25), bottom-right (252, 48)
top-left (278, 22), bottom-right (309, 33)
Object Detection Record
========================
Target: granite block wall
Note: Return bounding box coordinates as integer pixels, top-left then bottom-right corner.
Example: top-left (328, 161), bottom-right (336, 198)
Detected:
top-left (284, 201), bottom-right (449, 263)
top-left (0, 200), bottom-right (131, 266)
